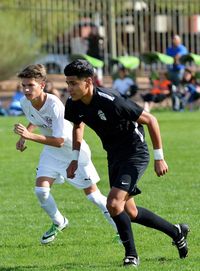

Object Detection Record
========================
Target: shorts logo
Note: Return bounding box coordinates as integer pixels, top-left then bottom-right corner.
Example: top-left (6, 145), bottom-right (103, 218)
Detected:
top-left (98, 110), bottom-right (107, 121)
top-left (84, 177), bottom-right (91, 181)
top-left (121, 181), bottom-right (129, 185)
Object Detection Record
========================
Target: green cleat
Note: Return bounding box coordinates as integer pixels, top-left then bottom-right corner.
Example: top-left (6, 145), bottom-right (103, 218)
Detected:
top-left (41, 217), bottom-right (69, 244)
top-left (113, 233), bottom-right (122, 244)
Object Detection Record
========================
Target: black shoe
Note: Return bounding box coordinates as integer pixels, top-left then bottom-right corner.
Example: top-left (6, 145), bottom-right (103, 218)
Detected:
top-left (172, 224), bottom-right (190, 259)
top-left (123, 256), bottom-right (139, 267)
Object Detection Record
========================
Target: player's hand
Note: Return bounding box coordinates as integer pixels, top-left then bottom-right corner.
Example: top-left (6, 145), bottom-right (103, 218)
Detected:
top-left (154, 159), bottom-right (168, 177)
top-left (16, 138), bottom-right (27, 152)
top-left (67, 160), bottom-right (78, 179)
top-left (14, 123), bottom-right (31, 139)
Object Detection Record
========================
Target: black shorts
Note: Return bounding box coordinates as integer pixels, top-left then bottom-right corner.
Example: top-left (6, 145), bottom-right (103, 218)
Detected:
top-left (108, 157), bottom-right (149, 196)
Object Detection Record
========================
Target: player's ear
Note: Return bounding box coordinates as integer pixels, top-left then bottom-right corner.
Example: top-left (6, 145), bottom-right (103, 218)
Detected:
top-left (41, 81), bottom-right (46, 90)
top-left (85, 77), bottom-right (93, 86)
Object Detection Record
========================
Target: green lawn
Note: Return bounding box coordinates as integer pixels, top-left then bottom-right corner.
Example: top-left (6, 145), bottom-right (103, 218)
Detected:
top-left (0, 111), bottom-right (199, 271)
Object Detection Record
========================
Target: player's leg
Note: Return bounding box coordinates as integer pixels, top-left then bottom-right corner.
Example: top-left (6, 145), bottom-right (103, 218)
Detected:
top-left (125, 197), bottom-right (189, 258)
top-left (35, 151), bottom-right (69, 244)
top-left (35, 177), bottom-right (65, 225)
top-left (35, 177), bottom-right (68, 244)
top-left (105, 159), bottom-right (144, 267)
top-left (65, 159), bottom-right (118, 232)
top-left (125, 197), bottom-right (178, 238)
top-left (83, 184), bottom-right (117, 232)
top-left (107, 187), bottom-right (139, 267)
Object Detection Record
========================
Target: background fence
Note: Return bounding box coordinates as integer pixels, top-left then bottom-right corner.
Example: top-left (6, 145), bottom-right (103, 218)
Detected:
top-left (3, 0), bottom-right (200, 74)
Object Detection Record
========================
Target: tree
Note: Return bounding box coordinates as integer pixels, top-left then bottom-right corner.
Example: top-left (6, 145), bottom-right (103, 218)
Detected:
top-left (0, 9), bottom-right (41, 80)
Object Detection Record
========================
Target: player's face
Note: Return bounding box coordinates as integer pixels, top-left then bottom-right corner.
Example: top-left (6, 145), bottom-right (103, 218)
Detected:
top-left (21, 78), bottom-right (45, 101)
top-left (65, 76), bottom-right (92, 101)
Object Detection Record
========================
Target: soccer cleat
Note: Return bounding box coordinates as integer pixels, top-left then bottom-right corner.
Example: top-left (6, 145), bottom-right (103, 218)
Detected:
top-left (41, 217), bottom-right (69, 244)
top-left (172, 224), bottom-right (190, 258)
top-left (123, 256), bottom-right (139, 267)
top-left (113, 233), bottom-right (122, 244)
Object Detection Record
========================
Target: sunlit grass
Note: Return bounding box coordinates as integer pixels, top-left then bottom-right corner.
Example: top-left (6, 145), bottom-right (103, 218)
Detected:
top-left (0, 112), bottom-right (199, 270)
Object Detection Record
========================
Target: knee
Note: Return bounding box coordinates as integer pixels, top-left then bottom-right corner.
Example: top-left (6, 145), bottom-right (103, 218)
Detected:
top-left (106, 198), bottom-right (124, 216)
top-left (35, 186), bottom-right (50, 204)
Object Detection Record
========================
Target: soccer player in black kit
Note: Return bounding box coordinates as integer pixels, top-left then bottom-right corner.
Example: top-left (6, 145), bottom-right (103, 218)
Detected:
top-left (64, 59), bottom-right (189, 267)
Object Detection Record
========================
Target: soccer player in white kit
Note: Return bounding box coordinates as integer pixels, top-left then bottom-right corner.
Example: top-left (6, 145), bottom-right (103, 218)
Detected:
top-left (14, 64), bottom-right (116, 244)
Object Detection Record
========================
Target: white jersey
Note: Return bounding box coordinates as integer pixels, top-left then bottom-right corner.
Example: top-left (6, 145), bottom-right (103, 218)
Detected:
top-left (20, 93), bottom-right (90, 163)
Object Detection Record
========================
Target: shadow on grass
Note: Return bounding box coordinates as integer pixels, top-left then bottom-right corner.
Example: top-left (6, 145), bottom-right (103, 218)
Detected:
top-left (1, 257), bottom-right (200, 270)
top-left (0, 267), bottom-right (38, 271)
top-left (0, 262), bottom-right (115, 271)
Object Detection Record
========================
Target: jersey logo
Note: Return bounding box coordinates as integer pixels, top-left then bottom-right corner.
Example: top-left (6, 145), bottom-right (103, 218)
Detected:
top-left (98, 110), bottom-right (107, 121)
top-left (42, 117), bottom-right (52, 128)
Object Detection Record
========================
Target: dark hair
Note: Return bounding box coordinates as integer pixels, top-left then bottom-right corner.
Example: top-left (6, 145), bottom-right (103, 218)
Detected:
top-left (64, 59), bottom-right (94, 78)
top-left (182, 68), bottom-right (195, 84)
top-left (18, 64), bottom-right (47, 81)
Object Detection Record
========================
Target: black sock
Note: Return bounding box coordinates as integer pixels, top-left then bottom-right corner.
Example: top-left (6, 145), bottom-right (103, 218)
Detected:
top-left (133, 206), bottom-right (178, 239)
top-left (112, 211), bottom-right (137, 257)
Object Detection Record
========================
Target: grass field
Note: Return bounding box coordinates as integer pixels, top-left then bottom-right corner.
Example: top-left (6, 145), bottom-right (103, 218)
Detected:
top-left (0, 111), bottom-right (199, 271)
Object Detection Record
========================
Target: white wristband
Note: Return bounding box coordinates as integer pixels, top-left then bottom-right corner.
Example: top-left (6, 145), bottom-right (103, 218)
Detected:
top-left (154, 149), bottom-right (164, 160)
top-left (72, 150), bottom-right (80, 161)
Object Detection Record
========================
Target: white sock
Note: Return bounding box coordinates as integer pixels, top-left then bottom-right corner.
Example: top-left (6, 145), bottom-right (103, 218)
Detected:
top-left (86, 189), bottom-right (117, 231)
top-left (35, 186), bottom-right (64, 226)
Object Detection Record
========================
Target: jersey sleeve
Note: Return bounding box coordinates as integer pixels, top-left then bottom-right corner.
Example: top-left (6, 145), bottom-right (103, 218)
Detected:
top-left (64, 98), bottom-right (82, 124)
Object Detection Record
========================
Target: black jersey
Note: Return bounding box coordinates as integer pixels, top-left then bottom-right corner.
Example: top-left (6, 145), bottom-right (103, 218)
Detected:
top-left (64, 87), bottom-right (149, 162)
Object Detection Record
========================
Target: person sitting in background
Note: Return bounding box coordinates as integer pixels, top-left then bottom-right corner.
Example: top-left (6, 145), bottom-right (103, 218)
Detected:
top-left (166, 34), bottom-right (188, 86)
top-left (181, 69), bottom-right (200, 111)
top-left (44, 80), bottom-right (61, 99)
top-left (141, 72), bottom-right (171, 112)
top-left (112, 66), bottom-right (138, 98)
top-left (0, 100), bottom-right (7, 116)
top-left (8, 83), bottom-right (24, 116)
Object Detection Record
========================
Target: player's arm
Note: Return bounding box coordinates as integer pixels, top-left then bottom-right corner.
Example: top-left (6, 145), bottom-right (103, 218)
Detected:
top-left (14, 122), bottom-right (35, 152)
top-left (137, 110), bottom-right (168, 177)
top-left (14, 122), bottom-right (64, 147)
top-left (67, 122), bottom-right (85, 179)
top-left (72, 122), bottom-right (85, 152)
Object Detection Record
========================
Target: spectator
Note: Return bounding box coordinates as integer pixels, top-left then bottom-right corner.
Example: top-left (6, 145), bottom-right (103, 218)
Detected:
top-left (0, 100), bottom-right (7, 116)
top-left (87, 25), bottom-right (103, 60)
top-left (70, 25), bottom-right (88, 55)
top-left (112, 66), bottom-right (138, 98)
top-left (8, 83), bottom-right (24, 116)
top-left (141, 72), bottom-right (171, 112)
top-left (86, 26), bottom-right (104, 83)
top-left (181, 69), bottom-right (200, 111)
top-left (166, 35), bottom-right (188, 86)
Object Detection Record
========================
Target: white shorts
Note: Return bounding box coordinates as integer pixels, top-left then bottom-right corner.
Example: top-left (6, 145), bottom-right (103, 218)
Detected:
top-left (36, 150), bottom-right (100, 189)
